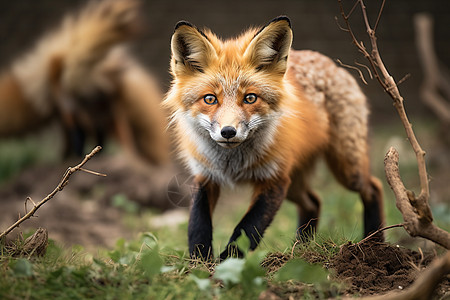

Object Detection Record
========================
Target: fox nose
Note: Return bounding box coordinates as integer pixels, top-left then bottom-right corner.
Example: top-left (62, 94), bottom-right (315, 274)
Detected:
top-left (221, 126), bottom-right (237, 139)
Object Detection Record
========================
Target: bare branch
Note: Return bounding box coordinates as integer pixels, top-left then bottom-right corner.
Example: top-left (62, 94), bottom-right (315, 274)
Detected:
top-left (337, 0), bottom-right (387, 91)
top-left (346, 0), bottom-right (360, 19)
top-left (355, 60), bottom-right (373, 79)
top-left (415, 13), bottom-right (450, 127)
top-left (373, 0), bottom-right (386, 32)
top-left (336, 59), bottom-right (368, 84)
top-left (0, 146), bottom-right (103, 240)
top-left (338, 0), bottom-right (431, 221)
top-left (357, 223), bottom-right (405, 246)
top-left (79, 167), bottom-right (107, 177)
top-left (334, 16), bottom-right (350, 32)
top-left (384, 148), bottom-right (450, 249)
top-left (397, 73), bottom-right (411, 87)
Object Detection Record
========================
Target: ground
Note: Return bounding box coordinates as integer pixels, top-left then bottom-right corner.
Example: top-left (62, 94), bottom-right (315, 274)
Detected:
top-left (0, 122), bottom-right (449, 299)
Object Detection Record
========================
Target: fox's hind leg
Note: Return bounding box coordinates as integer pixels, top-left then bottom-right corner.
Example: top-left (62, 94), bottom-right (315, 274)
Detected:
top-left (321, 64), bottom-right (384, 240)
top-left (324, 126), bottom-right (384, 240)
top-left (287, 164), bottom-right (321, 241)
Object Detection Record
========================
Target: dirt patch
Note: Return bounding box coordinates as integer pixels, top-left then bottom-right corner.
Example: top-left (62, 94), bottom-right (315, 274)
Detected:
top-left (262, 240), bottom-right (449, 299)
top-left (0, 154), bottom-right (190, 249)
top-left (332, 240), bottom-right (449, 298)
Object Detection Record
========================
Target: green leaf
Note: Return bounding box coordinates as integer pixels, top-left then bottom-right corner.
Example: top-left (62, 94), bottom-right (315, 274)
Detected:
top-left (139, 246), bottom-right (163, 280)
top-left (189, 274), bottom-right (211, 291)
top-left (10, 259), bottom-right (33, 277)
top-left (241, 250), bottom-right (267, 287)
top-left (274, 259), bottom-right (328, 284)
top-left (118, 251), bottom-right (138, 266)
top-left (141, 232), bottom-right (158, 249)
top-left (108, 249), bottom-right (121, 263)
top-left (235, 230), bottom-right (251, 256)
top-left (191, 268), bottom-right (211, 279)
top-left (213, 258), bottom-right (245, 286)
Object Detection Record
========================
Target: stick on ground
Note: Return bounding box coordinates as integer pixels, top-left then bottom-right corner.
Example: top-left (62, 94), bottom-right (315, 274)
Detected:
top-left (0, 146), bottom-right (105, 240)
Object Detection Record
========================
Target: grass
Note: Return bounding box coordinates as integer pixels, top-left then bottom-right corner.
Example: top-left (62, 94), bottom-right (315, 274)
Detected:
top-left (0, 120), bottom-right (449, 299)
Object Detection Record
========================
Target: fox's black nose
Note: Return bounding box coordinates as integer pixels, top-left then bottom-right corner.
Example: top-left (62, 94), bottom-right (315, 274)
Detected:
top-left (221, 126), bottom-right (237, 139)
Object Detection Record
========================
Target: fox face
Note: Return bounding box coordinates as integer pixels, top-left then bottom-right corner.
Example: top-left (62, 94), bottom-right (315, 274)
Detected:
top-left (187, 79), bottom-right (281, 149)
top-left (165, 17), bottom-right (296, 182)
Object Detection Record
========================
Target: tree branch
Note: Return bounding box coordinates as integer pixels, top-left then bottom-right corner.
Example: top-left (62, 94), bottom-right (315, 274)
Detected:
top-left (337, 0), bottom-right (447, 248)
top-left (0, 146), bottom-right (104, 240)
top-left (384, 148), bottom-right (450, 249)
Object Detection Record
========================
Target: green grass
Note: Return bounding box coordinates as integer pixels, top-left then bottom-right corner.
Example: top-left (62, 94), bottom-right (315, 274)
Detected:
top-left (1, 120), bottom-right (449, 299)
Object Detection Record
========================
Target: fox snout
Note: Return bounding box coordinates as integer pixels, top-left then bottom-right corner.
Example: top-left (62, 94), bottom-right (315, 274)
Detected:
top-left (220, 126), bottom-right (237, 139)
top-left (211, 122), bottom-right (246, 148)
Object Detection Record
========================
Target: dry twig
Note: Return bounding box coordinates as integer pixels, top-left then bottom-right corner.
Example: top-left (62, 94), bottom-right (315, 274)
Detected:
top-left (0, 146), bottom-right (104, 240)
top-left (414, 13), bottom-right (450, 143)
top-left (337, 1), bottom-right (450, 297)
top-left (337, 0), bottom-right (450, 249)
top-left (384, 148), bottom-right (450, 249)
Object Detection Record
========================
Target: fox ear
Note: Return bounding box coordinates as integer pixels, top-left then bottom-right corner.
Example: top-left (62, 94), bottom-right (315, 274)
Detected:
top-left (171, 21), bottom-right (216, 76)
top-left (244, 16), bottom-right (293, 74)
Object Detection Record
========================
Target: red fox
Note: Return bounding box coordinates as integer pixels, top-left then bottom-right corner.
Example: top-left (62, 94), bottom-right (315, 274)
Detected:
top-left (164, 16), bottom-right (384, 260)
top-left (0, 0), bottom-right (168, 165)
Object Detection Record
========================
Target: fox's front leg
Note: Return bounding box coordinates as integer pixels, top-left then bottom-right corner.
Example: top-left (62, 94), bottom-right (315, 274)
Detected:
top-left (219, 177), bottom-right (290, 260)
top-left (188, 178), bottom-right (219, 260)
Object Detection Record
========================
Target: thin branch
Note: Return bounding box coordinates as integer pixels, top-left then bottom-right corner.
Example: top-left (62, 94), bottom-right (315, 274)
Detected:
top-left (337, 0), bottom-right (387, 91)
top-left (0, 146), bottom-right (103, 240)
top-left (79, 167), bottom-right (107, 177)
top-left (397, 73), bottom-right (411, 87)
top-left (334, 16), bottom-right (350, 32)
top-left (384, 148), bottom-right (450, 249)
top-left (355, 60), bottom-right (373, 79)
top-left (357, 223), bottom-right (405, 245)
top-left (415, 13), bottom-right (450, 127)
top-left (336, 59), bottom-right (368, 84)
top-left (338, 0), bottom-right (431, 230)
top-left (24, 197), bottom-right (37, 214)
top-left (373, 0), bottom-right (386, 32)
top-left (346, 0), bottom-right (360, 19)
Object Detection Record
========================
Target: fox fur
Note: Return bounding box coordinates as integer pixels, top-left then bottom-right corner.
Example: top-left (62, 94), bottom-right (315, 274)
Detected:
top-left (164, 16), bottom-right (384, 260)
top-left (0, 0), bottom-right (168, 164)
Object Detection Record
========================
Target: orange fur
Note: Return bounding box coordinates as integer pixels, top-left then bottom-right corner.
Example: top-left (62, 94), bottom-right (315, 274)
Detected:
top-left (166, 17), bottom-right (384, 259)
top-left (0, 73), bottom-right (48, 135)
top-left (0, 0), bottom-right (168, 165)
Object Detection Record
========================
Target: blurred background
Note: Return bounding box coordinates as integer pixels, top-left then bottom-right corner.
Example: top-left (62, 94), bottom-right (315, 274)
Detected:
top-left (1, 0), bottom-right (449, 120)
top-left (0, 0), bottom-right (448, 251)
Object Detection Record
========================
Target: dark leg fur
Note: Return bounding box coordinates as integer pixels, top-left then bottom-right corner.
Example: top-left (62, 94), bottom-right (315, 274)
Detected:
top-left (64, 125), bottom-right (85, 158)
top-left (219, 179), bottom-right (288, 260)
top-left (188, 182), bottom-right (215, 260)
top-left (361, 177), bottom-right (384, 240)
top-left (296, 191), bottom-right (321, 241)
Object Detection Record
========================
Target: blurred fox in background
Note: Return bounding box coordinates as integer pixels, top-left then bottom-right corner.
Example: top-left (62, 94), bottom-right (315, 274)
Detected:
top-left (0, 0), bottom-right (169, 165)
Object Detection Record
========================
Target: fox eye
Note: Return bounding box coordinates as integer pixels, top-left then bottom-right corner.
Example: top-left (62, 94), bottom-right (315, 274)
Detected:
top-left (203, 94), bottom-right (217, 105)
top-left (244, 93), bottom-right (258, 104)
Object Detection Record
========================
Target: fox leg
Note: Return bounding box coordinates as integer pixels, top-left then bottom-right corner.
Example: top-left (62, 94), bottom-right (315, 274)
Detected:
top-left (325, 145), bottom-right (384, 240)
top-left (59, 112), bottom-right (85, 158)
top-left (219, 177), bottom-right (290, 260)
top-left (188, 178), bottom-right (219, 260)
top-left (287, 169), bottom-right (321, 241)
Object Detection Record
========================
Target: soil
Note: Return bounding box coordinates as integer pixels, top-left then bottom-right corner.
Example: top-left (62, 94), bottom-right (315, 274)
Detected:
top-left (263, 240), bottom-right (450, 299)
top-left (331, 240), bottom-right (443, 297)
